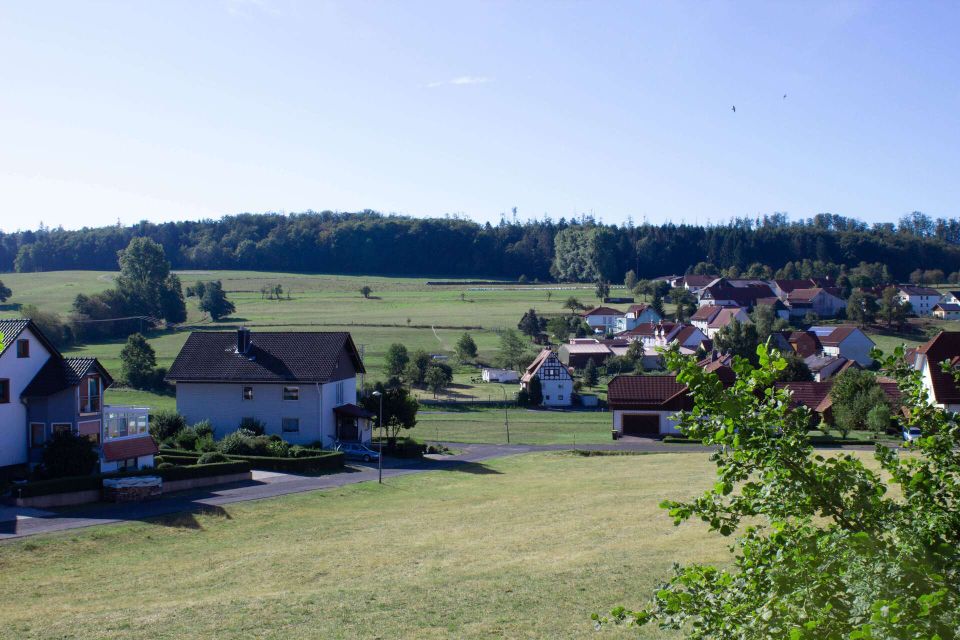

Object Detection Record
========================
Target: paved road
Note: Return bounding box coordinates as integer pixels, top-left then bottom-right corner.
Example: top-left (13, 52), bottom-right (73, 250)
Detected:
top-left (0, 438), bottom-right (870, 541)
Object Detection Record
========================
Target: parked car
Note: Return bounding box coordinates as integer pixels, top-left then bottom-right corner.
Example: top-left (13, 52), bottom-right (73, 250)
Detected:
top-left (337, 442), bottom-right (380, 462)
top-left (902, 427), bottom-right (922, 443)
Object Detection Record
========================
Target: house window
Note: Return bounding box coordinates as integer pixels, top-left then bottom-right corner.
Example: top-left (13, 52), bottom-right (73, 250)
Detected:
top-left (283, 386), bottom-right (299, 401)
top-left (16, 339), bottom-right (30, 358)
top-left (242, 386), bottom-right (254, 401)
top-left (80, 376), bottom-right (100, 413)
top-left (335, 381), bottom-right (344, 405)
top-left (52, 423), bottom-right (72, 435)
top-left (30, 423), bottom-right (45, 448)
top-left (116, 458), bottom-right (138, 472)
top-left (0, 379), bottom-right (8, 404)
top-left (282, 417), bottom-right (300, 433)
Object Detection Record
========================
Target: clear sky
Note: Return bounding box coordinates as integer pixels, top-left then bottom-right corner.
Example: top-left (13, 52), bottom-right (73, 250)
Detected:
top-left (1, 0), bottom-right (958, 232)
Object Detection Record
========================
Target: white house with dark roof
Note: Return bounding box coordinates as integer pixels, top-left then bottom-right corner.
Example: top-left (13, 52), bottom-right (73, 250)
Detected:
top-left (932, 303), bottom-right (960, 320)
top-left (0, 319), bottom-right (152, 474)
top-left (580, 306), bottom-right (624, 333)
top-left (690, 306), bottom-right (750, 338)
top-left (520, 349), bottom-right (573, 406)
top-left (615, 304), bottom-right (662, 332)
top-left (897, 285), bottom-right (942, 317)
top-left (807, 326), bottom-right (875, 366)
top-left (166, 328), bottom-right (372, 446)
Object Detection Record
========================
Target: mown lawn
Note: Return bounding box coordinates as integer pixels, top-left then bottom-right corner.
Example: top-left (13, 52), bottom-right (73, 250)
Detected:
top-left (417, 406), bottom-right (614, 444)
top-left (0, 452), bottom-right (723, 639)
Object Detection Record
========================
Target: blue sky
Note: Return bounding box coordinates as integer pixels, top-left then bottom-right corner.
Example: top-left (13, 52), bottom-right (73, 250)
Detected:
top-left (1, 0), bottom-right (958, 232)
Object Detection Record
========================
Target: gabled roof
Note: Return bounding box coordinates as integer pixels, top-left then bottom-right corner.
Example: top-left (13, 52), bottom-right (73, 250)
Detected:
top-left (562, 342), bottom-right (612, 355)
top-left (673, 325), bottom-right (705, 344)
top-left (618, 321), bottom-right (678, 338)
top-left (898, 285), bottom-right (940, 297)
top-left (916, 331), bottom-right (960, 404)
top-left (785, 330), bottom-right (822, 358)
top-left (776, 381), bottom-right (834, 413)
top-left (0, 318), bottom-right (61, 360)
top-left (787, 287), bottom-right (831, 302)
top-left (946, 290), bottom-right (960, 300)
top-left (582, 306), bottom-right (624, 317)
top-left (682, 275), bottom-right (717, 288)
top-left (521, 348), bottom-right (570, 383)
top-left (755, 296), bottom-right (788, 310)
top-left (808, 325), bottom-right (871, 348)
top-left (21, 357), bottom-right (114, 398)
top-left (700, 284), bottom-right (775, 307)
top-left (626, 304), bottom-right (653, 316)
top-left (691, 306), bottom-right (723, 322)
top-left (166, 331), bottom-right (365, 383)
top-left (933, 303), bottom-right (960, 312)
top-left (708, 307), bottom-right (746, 329)
top-left (607, 375), bottom-right (692, 410)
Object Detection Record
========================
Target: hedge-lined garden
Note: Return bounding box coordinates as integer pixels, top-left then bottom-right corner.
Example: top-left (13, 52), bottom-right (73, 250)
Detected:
top-left (156, 448), bottom-right (345, 473)
top-left (13, 461), bottom-right (252, 499)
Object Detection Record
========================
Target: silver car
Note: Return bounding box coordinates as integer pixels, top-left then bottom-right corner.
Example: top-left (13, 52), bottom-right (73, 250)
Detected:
top-left (337, 442), bottom-right (380, 462)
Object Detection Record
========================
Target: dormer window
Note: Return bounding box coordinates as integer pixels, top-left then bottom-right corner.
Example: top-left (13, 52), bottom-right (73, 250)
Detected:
top-left (16, 340), bottom-right (29, 358)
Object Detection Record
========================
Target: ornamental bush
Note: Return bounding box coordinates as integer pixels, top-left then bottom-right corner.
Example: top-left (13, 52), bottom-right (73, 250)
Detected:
top-left (197, 451), bottom-right (229, 465)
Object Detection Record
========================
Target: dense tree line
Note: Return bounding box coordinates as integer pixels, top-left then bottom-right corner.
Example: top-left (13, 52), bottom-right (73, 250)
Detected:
top-left (3, 210), bottom-right (960, 281)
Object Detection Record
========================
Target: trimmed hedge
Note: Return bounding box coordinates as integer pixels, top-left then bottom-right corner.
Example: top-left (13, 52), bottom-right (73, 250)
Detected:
top-left (14, 475), bottom-right (105, 498)
top-left (155, 454), bottom-right (205, 466)
top-left (159, 447), bottom-right (343, 473)
top-left (157, 461), bottom-right (250, 481)
top-left (223, 453), bottom-right (343, 473)
top-left (14, 462), bottom-right (251, 498)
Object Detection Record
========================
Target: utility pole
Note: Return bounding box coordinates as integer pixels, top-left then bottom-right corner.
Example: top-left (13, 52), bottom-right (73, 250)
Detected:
top-left (499, 386), bottom-right (510, 444)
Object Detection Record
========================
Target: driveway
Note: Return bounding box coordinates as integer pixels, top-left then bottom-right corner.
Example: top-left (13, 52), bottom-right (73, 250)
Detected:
top-left (0, 438), bottom-right (867, 541)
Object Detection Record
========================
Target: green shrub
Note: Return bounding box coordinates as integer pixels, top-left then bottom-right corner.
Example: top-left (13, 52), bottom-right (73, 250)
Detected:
top-left (193, 420), bottom-right (214, 438)
top-left (41, 431), bottom-right (99, 478)
top-left (194, 434), bottom-right (217, 452)
top-left (156, 462), bottom-right (175, 470)
top-left (198, 452), bottom-right (229, 465)
top-left (238, 417), bottom-right (266, 436)
top-left (217, 430), bottom-right (272, 456)
top-left (157, 461), bottom-right (251, 482)
top-left (151, 410), bottom-right (187, 441)
top-left (174, 428), bottom-right (198, 451)
top-left (266, 440), bottom-right (290, 457)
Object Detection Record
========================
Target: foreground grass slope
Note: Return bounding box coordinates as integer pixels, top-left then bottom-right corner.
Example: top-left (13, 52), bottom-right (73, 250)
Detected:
top-left (0, 453), bottom-right (723, 639)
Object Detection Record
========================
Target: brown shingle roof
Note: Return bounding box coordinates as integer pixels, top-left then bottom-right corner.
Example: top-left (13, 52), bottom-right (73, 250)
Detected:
top-left (898, 285), bottom-right (940, 296)
top-left (607, 375), bottom-right (692, 410)
top-left (102, 437), bottom-right (159, 462)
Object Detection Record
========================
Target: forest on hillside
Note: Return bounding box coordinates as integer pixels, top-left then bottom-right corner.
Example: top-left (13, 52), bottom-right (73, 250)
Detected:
top-left (2, 210), bottom-right (960, 281)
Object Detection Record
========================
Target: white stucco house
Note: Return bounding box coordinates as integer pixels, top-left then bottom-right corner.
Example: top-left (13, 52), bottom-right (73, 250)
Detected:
top-left (166, 328), bottom-right (373, 447)
top-left (910, 331), bottom-right (960, 412)
top-left (897, 285), bottom-right (942, 317)
top-left (0, 319), bottom-right (153, 476)
top-left (615, 304), bottom-right (663, 332)
top-left (807, 326), bottom-right (876, 367)
top-left (580, 306), bottom-right (624, 334)
top-left (520, 349), bottom-right (574, 407)
top-left (690, 306), bottom-right (750, 338)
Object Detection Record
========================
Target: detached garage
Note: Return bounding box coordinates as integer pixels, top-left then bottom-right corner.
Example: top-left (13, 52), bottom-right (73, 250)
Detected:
top-left (607, 375), bottom-right (692, 437)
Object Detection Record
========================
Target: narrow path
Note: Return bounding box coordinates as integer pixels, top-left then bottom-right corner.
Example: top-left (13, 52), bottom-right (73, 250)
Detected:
top-left (0, 439), bottom-right (872, 541)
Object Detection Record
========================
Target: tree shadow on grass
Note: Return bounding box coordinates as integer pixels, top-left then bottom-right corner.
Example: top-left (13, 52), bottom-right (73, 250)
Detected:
top-left (423, 459), bottom-right (502, 475)
top-left (150, 505), bottom-right (232, 530)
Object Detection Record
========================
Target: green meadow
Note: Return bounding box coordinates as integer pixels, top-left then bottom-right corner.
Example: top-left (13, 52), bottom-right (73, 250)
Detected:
top-left (0, 452), bottom-right (723, 639)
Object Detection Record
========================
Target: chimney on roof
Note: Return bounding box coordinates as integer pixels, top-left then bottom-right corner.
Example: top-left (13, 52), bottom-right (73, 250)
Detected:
top-left (237, 327), bottom-right (251, 354)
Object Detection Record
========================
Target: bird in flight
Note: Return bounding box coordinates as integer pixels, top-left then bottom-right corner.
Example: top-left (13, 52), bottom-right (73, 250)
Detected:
top-left (731, 105), bottom-right (736, 113)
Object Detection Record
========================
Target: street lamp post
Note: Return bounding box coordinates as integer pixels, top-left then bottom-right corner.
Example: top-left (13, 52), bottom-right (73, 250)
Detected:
top-left (499, 385), bottom-right (511, 444)
top-left (372, 390), bottom-right (384, 484)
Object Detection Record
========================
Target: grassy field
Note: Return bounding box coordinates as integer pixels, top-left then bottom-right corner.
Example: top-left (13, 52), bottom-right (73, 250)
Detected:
top-left (418, 406), bottom-right (613, 444)
top-left (0, 270), bottom-right (644, 412)
top-left (0, 452), bottom-right (723, 639)
top-left (1, 269), bottom-right (955, 419)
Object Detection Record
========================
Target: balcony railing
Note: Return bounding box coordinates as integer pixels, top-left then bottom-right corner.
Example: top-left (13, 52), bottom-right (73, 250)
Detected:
top-left (103, 406), bottom-right (150, 440)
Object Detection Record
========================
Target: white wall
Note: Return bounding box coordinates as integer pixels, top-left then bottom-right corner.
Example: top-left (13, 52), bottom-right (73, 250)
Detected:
top-left (836, 333), bottom-right (875, 366)
top-left (176, 379), bottom-right (356, 446)
top-left (539, 378), bottom-right (573, 406)
top-left (0, 327), bottom-right (53, 468)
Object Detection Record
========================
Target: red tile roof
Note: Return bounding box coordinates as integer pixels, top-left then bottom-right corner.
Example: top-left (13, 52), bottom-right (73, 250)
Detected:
top-left (102, 437), bottom-right (159, 462)
top-left (691, 306), bottom-right (722, 322)
top-left (916, 331), bottom-right (960, 404)
top-left (607, 375), bottom-right (692, 410)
